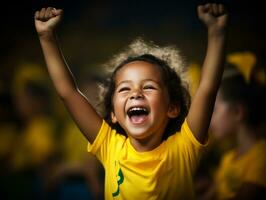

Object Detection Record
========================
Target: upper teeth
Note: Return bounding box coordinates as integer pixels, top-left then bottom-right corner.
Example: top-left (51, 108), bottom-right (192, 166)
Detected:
top-left (129, 107), bottom-right (147, 112)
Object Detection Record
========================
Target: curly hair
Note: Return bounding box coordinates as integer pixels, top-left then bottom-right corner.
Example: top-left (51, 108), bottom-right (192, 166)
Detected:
top-left (97, 38), bottom-right (191, 139)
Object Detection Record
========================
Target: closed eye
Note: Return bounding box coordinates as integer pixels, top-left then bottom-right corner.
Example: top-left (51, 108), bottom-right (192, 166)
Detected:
top-left (118, 87), bottom-right (130, 93)
top-left (143, 85), bottom-right (156, 90)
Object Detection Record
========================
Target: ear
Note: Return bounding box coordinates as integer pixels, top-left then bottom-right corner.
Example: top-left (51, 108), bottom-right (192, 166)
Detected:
top-left (235, 104), bottom-right (246, 122)
top-left (167, 104), bottom-right (180, 118)
top-left (111, 111), bottom-right (118, 123)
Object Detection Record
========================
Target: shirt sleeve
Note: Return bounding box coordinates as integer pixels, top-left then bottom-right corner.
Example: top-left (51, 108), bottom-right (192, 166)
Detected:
top-left (87, 120), bottom-right (126, 166)
top-left (181, 118), bottom-right (209, 148)
top-left (87, 120), bottom-right (112, 165)
top-left (169, 119), bottom-right (208, 172)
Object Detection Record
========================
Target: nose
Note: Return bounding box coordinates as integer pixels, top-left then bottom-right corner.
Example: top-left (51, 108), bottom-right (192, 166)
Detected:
top-left (129, 89), bottom-right (143, 100)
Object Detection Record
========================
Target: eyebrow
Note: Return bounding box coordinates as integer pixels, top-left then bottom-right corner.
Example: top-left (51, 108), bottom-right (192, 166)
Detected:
top-left (116, 79), bottom-right (161, 87)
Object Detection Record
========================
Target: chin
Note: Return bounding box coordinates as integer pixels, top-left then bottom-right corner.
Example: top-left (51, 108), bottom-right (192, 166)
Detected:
top-left (128, 131), bottom-right (148, 138)
top-left (127, 129), bottom-right (152, 140)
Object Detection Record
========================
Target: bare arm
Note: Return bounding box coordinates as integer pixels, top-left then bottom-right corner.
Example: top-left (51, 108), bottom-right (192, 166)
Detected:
top-left (187, 3), bottom-right (228, 143)
top-left (34, 7), bottom-right (102, 143)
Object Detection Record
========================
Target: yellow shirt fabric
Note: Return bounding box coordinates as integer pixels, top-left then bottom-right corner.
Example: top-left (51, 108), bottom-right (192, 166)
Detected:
top-left (215, 140), bottom-right (266, 199)
top-left (88, 119), bottom-right (206, 200)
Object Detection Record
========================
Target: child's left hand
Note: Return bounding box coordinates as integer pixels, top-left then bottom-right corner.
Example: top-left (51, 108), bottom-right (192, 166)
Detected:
top-left (197, 3), bottom-right (228, 33)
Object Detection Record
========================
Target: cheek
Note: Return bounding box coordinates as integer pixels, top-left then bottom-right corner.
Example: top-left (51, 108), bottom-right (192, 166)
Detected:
top-left (15, 94), bottom-right (32, 115)
top-left (211, 108), bottom-right (235, 139)
top-left (149, 93), bottom-right (169, 113)
top-left (112, 94), bottom-right (126, 115)
top-left (152, 90), bottom-right (169, 104)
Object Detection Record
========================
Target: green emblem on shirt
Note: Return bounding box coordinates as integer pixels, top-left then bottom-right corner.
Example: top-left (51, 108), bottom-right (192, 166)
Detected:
top-left (112, 168), bottom-right (124, 197)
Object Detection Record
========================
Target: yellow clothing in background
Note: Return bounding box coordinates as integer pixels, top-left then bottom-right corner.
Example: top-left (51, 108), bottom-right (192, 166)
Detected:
top-left (187, 63), bottom-right (201, 97)
top-left (88, 119), bottom-right (206, 200)
top-left (226, 51), bottom-right (256, 82)
top-left (215, 140), bottom-right (266, 199)
top-left (61, 121), bottom-right (89, 164)
top-left (0, 124), bottom-right (16, 158)
top-left (11, 116), bottom-right (56, 170)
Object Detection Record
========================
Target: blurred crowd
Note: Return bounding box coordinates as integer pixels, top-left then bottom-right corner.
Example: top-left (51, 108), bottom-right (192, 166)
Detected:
top-left (191, 52), bottom-right (266, 200)
top-left (0, 63), bottom-right (105, 200)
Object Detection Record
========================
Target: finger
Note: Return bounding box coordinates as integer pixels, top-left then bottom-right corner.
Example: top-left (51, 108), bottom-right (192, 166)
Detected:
top-left (35, 11), bottom-right (40, 20)
top-left (211, 4), bottom-right (219, 16)
top-left (39, 8), bottom-right (46, 19)
top-left (51, 8), bottom-right (57, 16)
top-left (218, 4), bottom-right (225, 15)
top-left (44, 7), bottom-right (53, 19)
top-left (202, 3), bottom-right (211, 13)
top-left (52, 8), bottom-right (63, 16)
top-left (197, 3), bottom-right (210, 17)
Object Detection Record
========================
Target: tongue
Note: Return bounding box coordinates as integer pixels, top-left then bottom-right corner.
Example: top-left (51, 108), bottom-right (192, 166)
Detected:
top-left (130, 115), bottom-right (147, 124)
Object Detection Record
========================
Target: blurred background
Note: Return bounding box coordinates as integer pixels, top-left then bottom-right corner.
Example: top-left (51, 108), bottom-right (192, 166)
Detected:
top-left (0, 0), bottom-right (265, 199)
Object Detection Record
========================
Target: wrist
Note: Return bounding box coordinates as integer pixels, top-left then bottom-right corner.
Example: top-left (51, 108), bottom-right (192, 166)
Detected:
top-left (208, 26), bottom-right (226, 38)
top-left (38, 30), bottom-right (56, 41)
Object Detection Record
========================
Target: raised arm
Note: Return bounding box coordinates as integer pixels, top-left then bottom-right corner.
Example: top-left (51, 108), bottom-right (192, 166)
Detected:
top-left (187, 3), bottom-right (228, 143)
top-left (34, 7), bottom-right (102, 143)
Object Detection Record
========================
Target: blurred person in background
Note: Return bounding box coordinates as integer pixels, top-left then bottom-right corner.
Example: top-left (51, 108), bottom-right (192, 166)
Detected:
top-left (47, 74), bottom-right (104, 200)
top-left (198, 66), bottom-right (266, 200)
top-left (5, 63), bottom-right (57, 199)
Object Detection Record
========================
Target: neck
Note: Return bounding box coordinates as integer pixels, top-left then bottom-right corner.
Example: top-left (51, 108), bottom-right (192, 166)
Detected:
top-left (129, 133), bottom-right (163, 152)
top-left (236, 124), bottom-right (257, 157)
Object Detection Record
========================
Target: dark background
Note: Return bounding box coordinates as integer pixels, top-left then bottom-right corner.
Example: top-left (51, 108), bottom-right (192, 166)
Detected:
top-left (1, 0), bottom-right (265, 89)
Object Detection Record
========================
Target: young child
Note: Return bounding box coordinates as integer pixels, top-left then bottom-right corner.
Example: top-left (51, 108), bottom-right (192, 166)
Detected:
top-left (204, 69), bottom-right (266, 200)
top-left (34, 3), bottom-right (228, 199)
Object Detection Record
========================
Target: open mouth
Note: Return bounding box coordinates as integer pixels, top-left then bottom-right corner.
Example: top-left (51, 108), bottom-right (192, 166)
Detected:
top-left (127, 107), bottom-right (149, 124)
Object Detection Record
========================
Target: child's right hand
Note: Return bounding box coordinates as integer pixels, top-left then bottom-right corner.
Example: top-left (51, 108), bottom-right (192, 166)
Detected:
top-left (34, 7), bottom-right (63, 37)
top-left (197, 3), bottom-right (228, 35)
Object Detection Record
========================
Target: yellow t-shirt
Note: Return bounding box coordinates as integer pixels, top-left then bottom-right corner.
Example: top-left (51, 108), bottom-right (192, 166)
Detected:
top-left (215, 140), bottom-right (266, 199)
top-left (88, 119), bottom-right (206, 200)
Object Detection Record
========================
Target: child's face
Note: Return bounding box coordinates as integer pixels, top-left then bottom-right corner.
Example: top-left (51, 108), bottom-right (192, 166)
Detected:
top-left (210, 92), bottom-right (237, 139)
top-left (112, 61), bottom-right (178, 142)
top-left (14, 89), bottom-right (36, 119)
